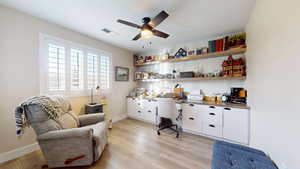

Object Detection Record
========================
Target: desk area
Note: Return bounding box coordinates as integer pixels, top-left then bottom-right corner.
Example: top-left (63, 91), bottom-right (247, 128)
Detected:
top-left (127, 96), bottom-right (250, 145)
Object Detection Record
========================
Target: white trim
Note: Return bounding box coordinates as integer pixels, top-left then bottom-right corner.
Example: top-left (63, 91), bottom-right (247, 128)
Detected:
top-left (112, 114), bottom-right (128, 123)
top-left (0, 143), bottom-right (40, 164)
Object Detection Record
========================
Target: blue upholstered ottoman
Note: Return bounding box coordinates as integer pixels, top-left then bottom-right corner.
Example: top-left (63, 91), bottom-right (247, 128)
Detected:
top-left (212, 141), bottom-right (277, 169)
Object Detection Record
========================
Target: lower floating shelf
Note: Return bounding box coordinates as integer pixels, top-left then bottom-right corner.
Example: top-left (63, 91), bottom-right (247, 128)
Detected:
top-left (135, 76), bottom-right (246, 82)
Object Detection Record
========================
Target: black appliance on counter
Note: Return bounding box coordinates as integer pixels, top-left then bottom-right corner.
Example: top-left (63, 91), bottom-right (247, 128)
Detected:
top-left (227, 87), bottom-right (247, 104)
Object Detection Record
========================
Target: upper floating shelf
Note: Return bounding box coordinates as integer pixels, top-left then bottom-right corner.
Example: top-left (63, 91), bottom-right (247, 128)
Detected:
top-left (134, 47), bottom-right (247, 67)
top-left (135, 76), bottom-right (246, 82)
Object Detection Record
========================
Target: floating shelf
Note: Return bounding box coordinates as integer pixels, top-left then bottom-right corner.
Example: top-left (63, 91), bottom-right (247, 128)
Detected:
top-left (135, 76), bottom-right (246, 82)
top-left (134, 47), bottom-right (247, 67)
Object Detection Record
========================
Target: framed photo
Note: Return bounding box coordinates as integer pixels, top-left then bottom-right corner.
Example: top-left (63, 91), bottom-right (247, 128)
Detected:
top-left (115, 66), bottom-right (129, 81)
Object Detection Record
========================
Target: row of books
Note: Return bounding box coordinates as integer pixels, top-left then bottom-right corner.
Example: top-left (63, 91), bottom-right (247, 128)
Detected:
top-left (208, 36), bottom-right (229, 53)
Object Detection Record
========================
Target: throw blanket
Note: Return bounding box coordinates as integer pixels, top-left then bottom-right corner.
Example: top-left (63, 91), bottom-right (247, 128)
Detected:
top-left (15, 96), bottom-right (62, 137)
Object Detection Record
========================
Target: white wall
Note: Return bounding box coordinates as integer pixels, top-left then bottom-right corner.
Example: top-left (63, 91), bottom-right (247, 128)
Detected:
top-left (0, 5), bottom-right (135, 154)
top-left (245, 0), bottom-right (300, 168)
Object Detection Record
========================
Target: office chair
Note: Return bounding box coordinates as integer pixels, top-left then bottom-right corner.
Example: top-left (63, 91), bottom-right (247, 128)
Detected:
top-left (157, 103), bottom-right (182, 138)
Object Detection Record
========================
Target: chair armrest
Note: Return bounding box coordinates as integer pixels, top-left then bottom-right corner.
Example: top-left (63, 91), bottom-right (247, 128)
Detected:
top-left (37, 127), bottom-right (93, 140)
top-left (78, 113), bottom-right (105, 127)
top-left (37, 128), bottom-right (94, 168)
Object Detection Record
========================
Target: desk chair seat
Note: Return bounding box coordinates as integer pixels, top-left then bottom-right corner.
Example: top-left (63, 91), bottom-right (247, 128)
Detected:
top-left (157, 117), bottom-right (180, 138)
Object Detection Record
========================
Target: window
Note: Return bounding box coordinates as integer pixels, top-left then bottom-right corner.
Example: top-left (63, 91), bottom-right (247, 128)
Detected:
top-left (40, 34), bottom-right (112, 96)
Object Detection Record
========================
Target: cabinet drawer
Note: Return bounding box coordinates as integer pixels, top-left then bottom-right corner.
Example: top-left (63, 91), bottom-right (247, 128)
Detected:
top-left (202, 105), bottom-right (223, 125)
top-left (205, 105), bottom-right (223, 114)
top-left (202, 123), bottom-right (222, 138)
top-left (203, 110), bottom-right (223, 125)
top-left (182, 114), bottom-right (201, 133)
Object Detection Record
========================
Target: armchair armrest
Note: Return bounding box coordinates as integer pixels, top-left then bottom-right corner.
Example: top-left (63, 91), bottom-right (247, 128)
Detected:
top-left (37, 127), bottom-right (93, 140)
top-left (78, 113), bottom-right (105, 127)
top-left (37, 128), bottom-right (94, 168)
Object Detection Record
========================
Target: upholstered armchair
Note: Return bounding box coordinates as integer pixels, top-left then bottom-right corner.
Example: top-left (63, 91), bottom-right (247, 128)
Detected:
top-left (25, 96), bottom-right (108, 168)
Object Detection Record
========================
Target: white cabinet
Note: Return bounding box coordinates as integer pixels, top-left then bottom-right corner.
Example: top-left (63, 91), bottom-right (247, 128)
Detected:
top-left (127, 98), bottom-right (137, 118)
top-left (201, 105), bottom-right (223, 138)
top-left (202, 123), bottom-right (223, 138)
top-left (128, 97), bottom-right (250, 145)
top-left (223, 107), bottom-right (249, 144)
top-left (127, 98), bottom-right (158, 124)
top-left (182, 103), bottom-right (204, 134)
top-left (202, 106), bottom-right (223, 125)
top-left (181, 103), bottom-right (250, 145)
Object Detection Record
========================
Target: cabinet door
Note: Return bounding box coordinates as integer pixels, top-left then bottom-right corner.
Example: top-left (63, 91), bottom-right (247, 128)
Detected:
top-left (127, 98), bottom-right (142, 119)
top-left (182, 103), bottom-right (203, 133)
top-left (143, 100), bottom-right (158, 124)
top-left (127, 98), bottom-right (135, 118)
top-left (223, 107), bottom-right (249, 144)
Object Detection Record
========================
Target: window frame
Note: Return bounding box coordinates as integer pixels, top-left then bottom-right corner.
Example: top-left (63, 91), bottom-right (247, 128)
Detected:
top-left (39, 33), bottom-right (112, 97)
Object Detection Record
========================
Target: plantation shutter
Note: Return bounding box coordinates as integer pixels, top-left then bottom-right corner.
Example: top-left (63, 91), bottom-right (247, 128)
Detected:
top-left (48, 44), bottom-right (66, 91)
top-left (70, 49), bottom-right (84, 90)
top-left (100, 55), bottom-right (110, 89)
top-left (87, 53), bottom-right (99, 89)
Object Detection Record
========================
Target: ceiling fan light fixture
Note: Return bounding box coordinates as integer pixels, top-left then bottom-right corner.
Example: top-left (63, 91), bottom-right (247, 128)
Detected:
top-left (141, 29), bottom-right (153, 38)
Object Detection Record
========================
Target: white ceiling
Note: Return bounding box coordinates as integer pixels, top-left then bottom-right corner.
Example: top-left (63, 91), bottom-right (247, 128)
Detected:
top-left (0, 0), bottom-right (255, 53)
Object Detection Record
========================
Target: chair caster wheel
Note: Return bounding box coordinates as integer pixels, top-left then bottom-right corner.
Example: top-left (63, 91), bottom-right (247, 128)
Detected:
top-left (157, 131), bottom-right (160, 135)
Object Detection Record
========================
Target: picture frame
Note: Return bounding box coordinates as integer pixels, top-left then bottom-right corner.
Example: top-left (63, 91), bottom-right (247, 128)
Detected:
top-left (115, 66), bottom-right (129, 81)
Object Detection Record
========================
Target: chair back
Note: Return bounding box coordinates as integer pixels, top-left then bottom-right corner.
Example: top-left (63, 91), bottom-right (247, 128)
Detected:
top-left (25, 95), bottom-right (78, 135)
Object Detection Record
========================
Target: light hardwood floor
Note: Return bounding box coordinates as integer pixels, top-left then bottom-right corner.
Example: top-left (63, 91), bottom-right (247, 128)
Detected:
top-left (0, 118), bottom-right (213, 169)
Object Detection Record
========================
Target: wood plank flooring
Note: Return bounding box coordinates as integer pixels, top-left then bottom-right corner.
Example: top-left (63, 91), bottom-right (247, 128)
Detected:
top-left (0, 118), bottom-right (213, 169)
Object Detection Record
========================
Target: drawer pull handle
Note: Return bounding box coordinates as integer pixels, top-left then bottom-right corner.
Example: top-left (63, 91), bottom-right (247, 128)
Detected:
top-left (189, 117), bottom-right (194, 120)
top-left (189, 104), bottom-right (194, 107)
top-left (209, 124), bottom-right (215, 128)
top-left (148, 110), bottom-right (151, 112)
top-left (224, 108), bottom-right (231, 110)
top-left (209, 106), bottom-right (215, 109)
top-left (138, 111), bottom-right (141, 113)
top-left (209, 113), bottom-right (216, 116)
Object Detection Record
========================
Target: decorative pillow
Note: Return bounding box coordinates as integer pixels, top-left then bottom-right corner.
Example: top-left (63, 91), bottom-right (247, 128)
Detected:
top-left (58, 112), bottom-right (79, 129)
top-left (49, 95), bottom-right (72, 114)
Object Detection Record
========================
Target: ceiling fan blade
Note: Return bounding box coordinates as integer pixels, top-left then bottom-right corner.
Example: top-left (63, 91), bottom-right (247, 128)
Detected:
top-left (152, 30), bottom-right (169, 38)
top-left (132, 33), bottom-right (142, 40)
top-left (117, 19), bottom-right (142, 29)
top-left (149, 10), bottom-right (169, 28)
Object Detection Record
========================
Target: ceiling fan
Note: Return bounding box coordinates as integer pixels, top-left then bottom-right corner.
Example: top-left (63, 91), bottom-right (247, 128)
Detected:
top-left (117, 10), bottom-right (170, 41)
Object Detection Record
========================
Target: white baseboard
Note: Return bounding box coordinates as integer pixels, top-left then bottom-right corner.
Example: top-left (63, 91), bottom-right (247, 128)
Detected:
top-left (112, 114), bottom-right (128, 123)
top-left (0, 142), bottom-right (40, 164)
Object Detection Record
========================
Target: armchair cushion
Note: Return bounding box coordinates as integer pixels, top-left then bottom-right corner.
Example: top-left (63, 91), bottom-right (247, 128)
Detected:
top-left (78, 113), bottom-right (105, 127)
top-left (58, 112), bottom-right (79, 129)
